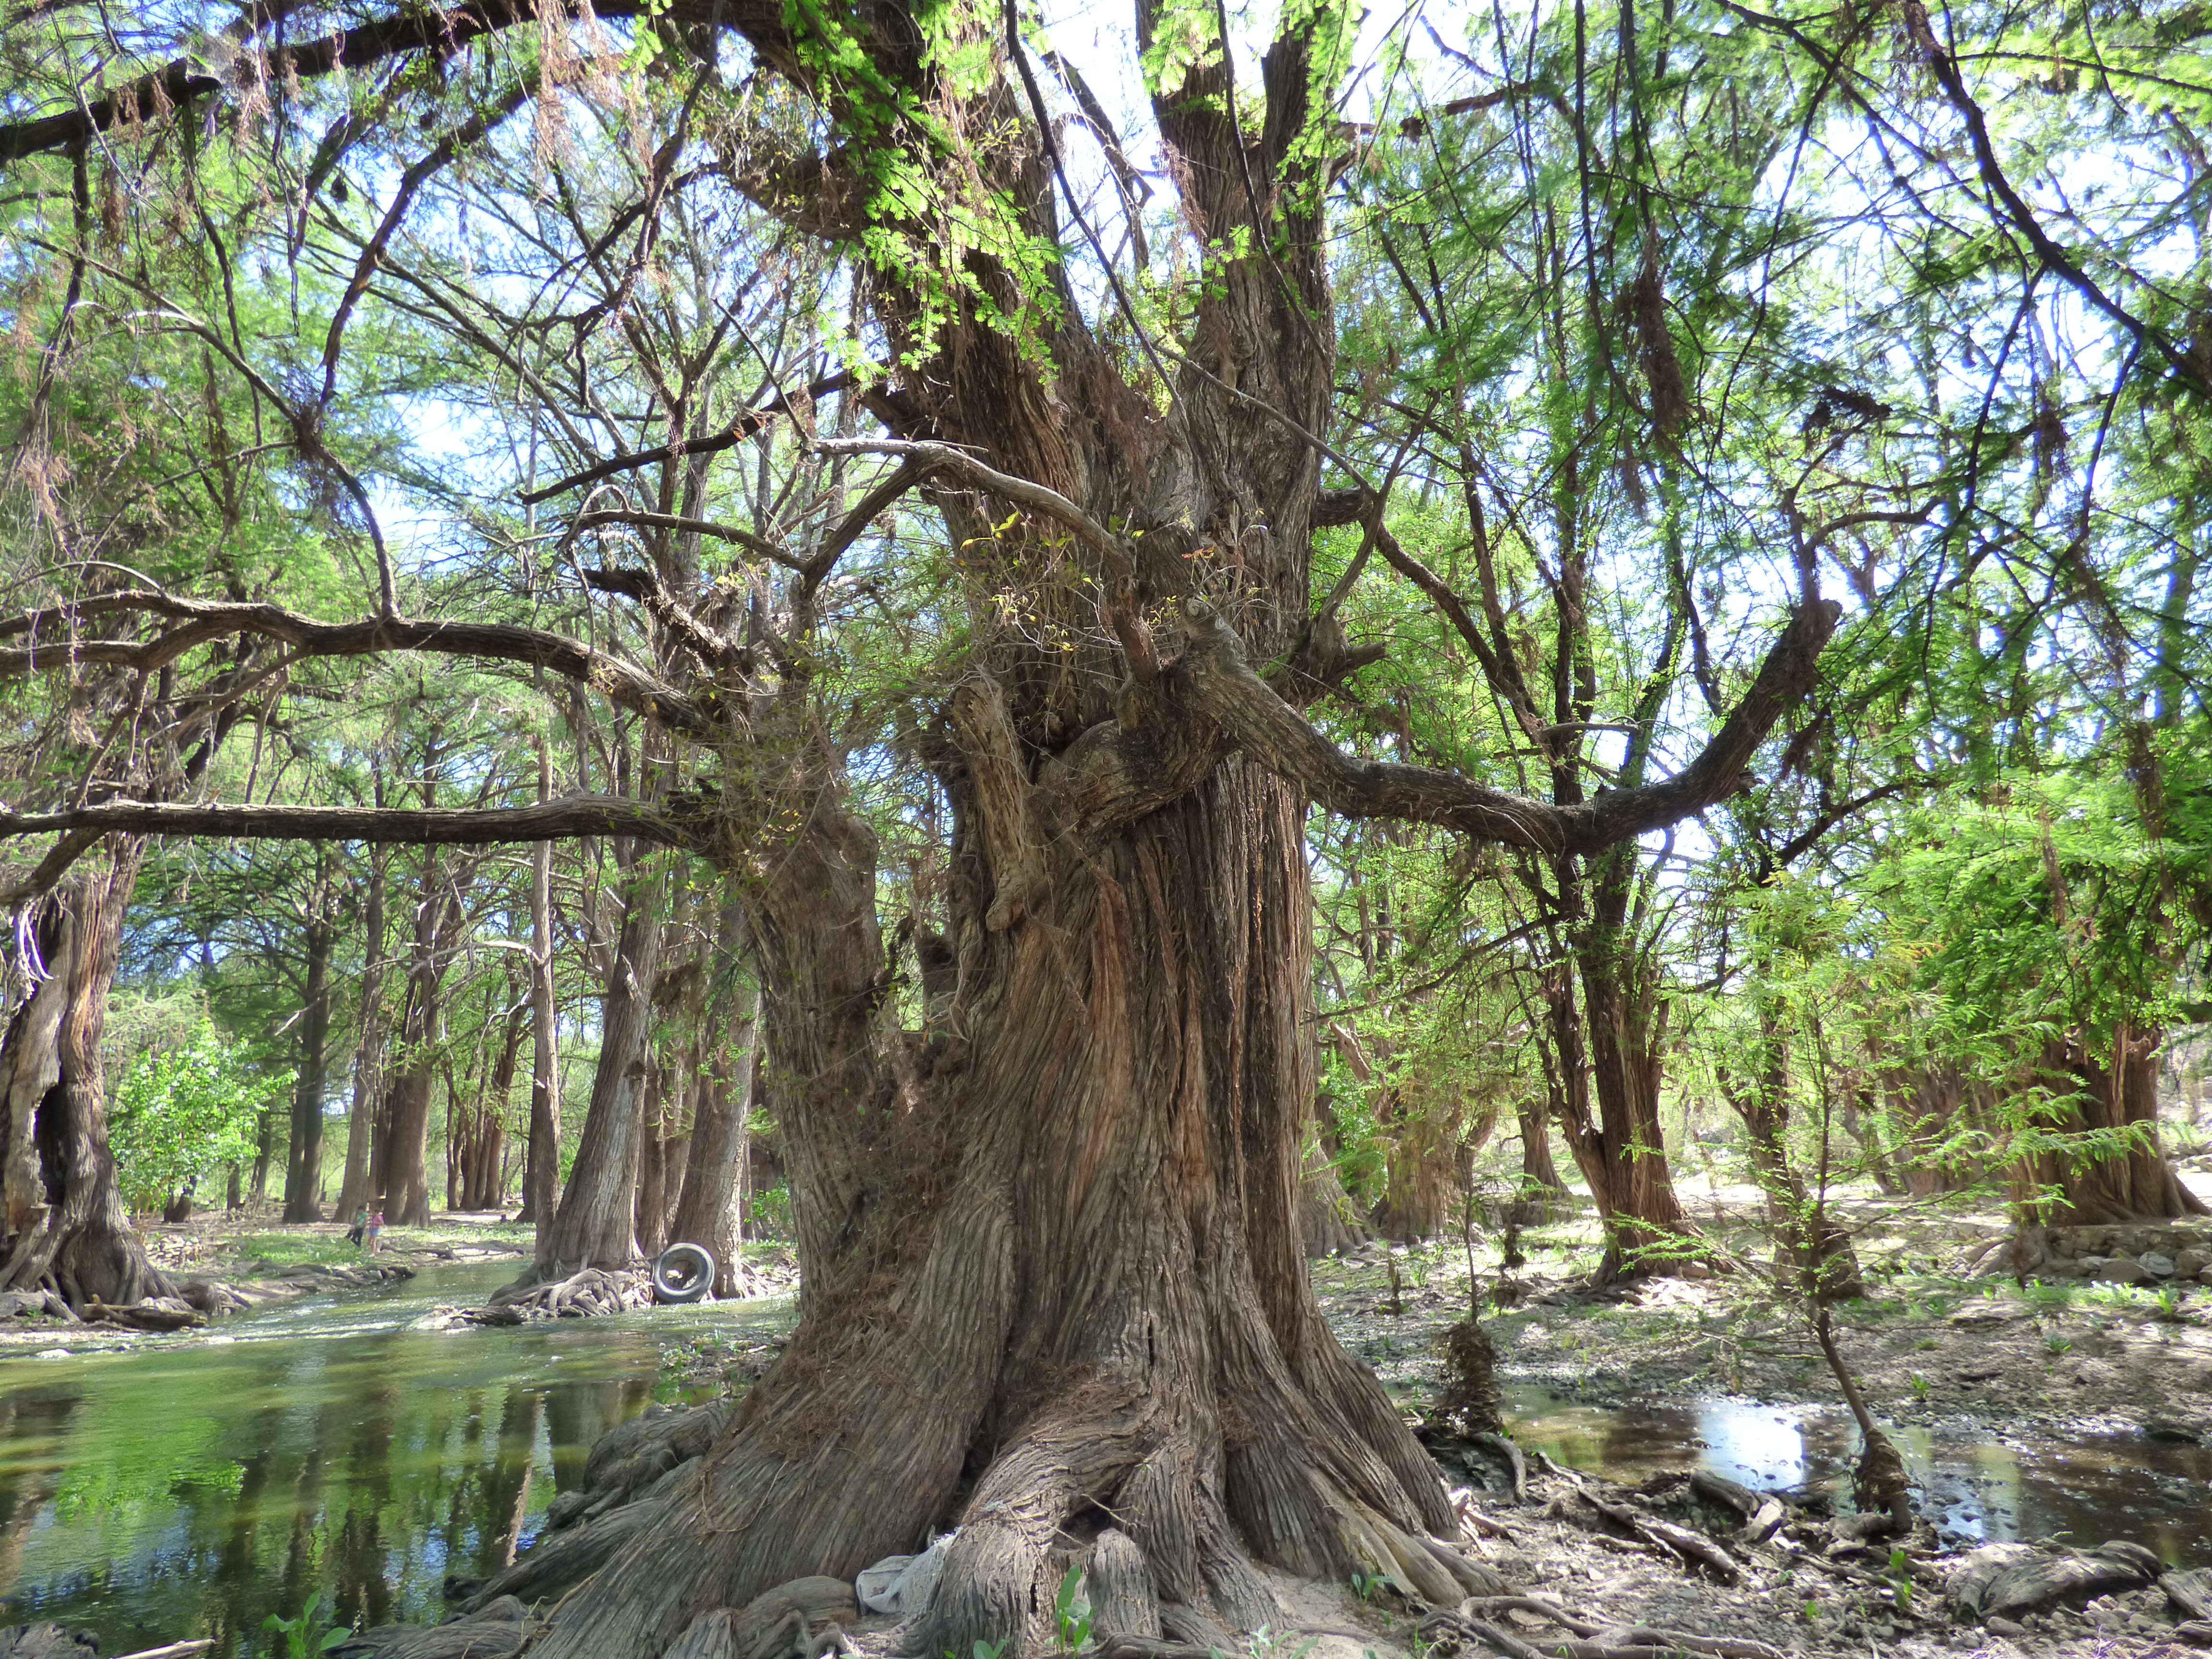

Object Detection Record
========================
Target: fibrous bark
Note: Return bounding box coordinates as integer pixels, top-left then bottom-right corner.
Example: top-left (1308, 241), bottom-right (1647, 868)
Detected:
top-left (666, 889), bottom-right (756, 1294)
top-left (2025, 1026), bottom-right (2209, 1223)
top-left (0, 840), bottom-right (174, 1307)
top-left (535, 849), bottom-right (663, 1274)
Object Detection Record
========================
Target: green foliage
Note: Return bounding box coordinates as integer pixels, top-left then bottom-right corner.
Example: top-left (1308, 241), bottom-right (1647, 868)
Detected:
top-left (109, 1022), bottom-right (291, 1211)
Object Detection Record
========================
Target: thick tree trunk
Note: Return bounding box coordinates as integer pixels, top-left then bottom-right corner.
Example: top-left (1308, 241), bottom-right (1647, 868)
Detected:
top-left (2026, 1026), bottom-right (2209, 1222)
top-left (517, 750), bottom-right (563, 1227)
top-left (667, 890), bottom-right (757, 1294)
top-left (511, 752), bottom-right (1494, 1659)
top-left (535, 856), bottom-right (663, 1274)
top-left (1298, 1120), bottom-right (1371, 1258)
top-left (282, 911), bottom-right (334, 1223)
top-left (1376, 1105), bottom-right (1477, 1243)
top-left (0, 838), bottom-right (173, 1307)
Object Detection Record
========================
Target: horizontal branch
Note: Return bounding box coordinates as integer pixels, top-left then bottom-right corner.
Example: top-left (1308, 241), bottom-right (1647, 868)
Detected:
top-left (1178, 597), bottom-right (1841, 855)
top-left (0, 591), bottom-right (712, 734)
top-left (0, 796), bottom-right (705, 856)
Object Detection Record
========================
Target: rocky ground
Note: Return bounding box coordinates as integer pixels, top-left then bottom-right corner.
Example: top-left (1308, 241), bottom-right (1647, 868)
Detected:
top-left (1315, 1185), bottom-right (2212, 1446)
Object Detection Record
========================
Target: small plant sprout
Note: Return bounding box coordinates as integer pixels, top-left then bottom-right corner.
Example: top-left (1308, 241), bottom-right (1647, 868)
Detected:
top-left (1887, 1548), bottom-right (1915, 1614)
top-left (1055, 1567), bottom-right (1092, 1654)
top-left (263, 1594), bottom-right (350, 1659)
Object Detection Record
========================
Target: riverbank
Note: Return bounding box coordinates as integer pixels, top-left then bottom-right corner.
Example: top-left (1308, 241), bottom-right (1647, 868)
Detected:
top-left (0, 1211), bottom-right (533, 1355)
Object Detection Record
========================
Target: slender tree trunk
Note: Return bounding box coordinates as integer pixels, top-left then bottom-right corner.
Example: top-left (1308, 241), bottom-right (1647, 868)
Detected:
top-left (536, 854), bottom-right (663, 1274)
top-left (283, 911), bottom-right (334, 1223)
top-left (381, 855), bottom-right (447, 1227)
top-left (1515, 1096), bottom-right (1566, 1196)
top-left (250, 1110), bottom-right (276, 1207)
top-left (338, 847), bottom-right (390, 1222)
top-left (668, 890), bottom-right (757, 1293)
top-left (518, 743), bottom-right (563, 1226)
top-left (1721, 1011), bottom-right (1863, 1301)
top-left (0, 839), bottom-right (172, 1307)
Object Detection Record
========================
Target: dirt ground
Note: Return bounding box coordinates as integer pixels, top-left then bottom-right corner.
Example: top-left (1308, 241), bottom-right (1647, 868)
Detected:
top-left (1315, 1180), bottom-right (2212, 1445)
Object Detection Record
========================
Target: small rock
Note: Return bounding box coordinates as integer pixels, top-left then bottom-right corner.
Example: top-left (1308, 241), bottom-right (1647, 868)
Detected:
top-left (2176, 1249), bottom-right (2209, 1279)
top-left (2175, 1619), bottom-right (2212, 1647)
top-left (2141, 1253), bottom-right (2178, 1279)
top-left (1987, 1616), bottom-right (2029, 1637)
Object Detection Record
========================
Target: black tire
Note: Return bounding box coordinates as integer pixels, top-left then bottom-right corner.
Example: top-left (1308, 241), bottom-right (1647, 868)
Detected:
top-left (652, 1242), bottom-right (715, 1304)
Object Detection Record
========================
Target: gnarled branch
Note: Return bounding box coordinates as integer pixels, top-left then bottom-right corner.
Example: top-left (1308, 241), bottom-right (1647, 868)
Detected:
top-left (1176, 597), bottom-right (1841, 855)
top-left (0, 591), bottom-right (711, 734)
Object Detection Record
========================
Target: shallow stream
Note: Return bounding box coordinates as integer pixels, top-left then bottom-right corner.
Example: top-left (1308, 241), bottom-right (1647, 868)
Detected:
top-left (1508, 1384), bottom-right (2212, 1563)
top-left (0, 1261), bottom-right (793, 1655)
top-left (0, 1266), bottom-right (2205, 1656)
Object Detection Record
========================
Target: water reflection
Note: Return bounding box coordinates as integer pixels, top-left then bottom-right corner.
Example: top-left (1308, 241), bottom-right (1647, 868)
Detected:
top-left (1506, 1384), bottom-right (2212, 1564)
top-left (0, 1261), bottom-right (793, 1657)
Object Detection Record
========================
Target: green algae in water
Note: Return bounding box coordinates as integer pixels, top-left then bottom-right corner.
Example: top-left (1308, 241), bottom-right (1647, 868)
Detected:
top-left (0, 1260), bottom-right (793, 1658)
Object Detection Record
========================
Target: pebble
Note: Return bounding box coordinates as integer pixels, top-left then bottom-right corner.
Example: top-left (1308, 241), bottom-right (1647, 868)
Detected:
top-left (1987, 1615), bottom-right (2029, 1637)
top-left (33, 1347), bottom-right (69, 1359)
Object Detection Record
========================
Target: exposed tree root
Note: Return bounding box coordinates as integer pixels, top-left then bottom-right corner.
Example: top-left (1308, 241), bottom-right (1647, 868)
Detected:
top-left (466, 1264), bottom-right (652, 1323)
top-left (82, 1296), bottom-right (204, 1331)
top-left (1421, 1602), bottom-right (1787, 1659)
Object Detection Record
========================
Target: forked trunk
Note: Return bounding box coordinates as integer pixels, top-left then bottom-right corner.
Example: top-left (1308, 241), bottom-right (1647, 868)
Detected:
top-left (378, 851), bottom-right (453, 1226)
top-left (0, 839), bottom-right (172, 1308)
top-left (337, 838), bottom-right (389, 1222)
top-left (1544, 961), bottom-right (1690, 1278)
top-left (2025, 1026), bottom-right (2208, 1223)
top-left (512, 761), bottom-right (1494, 1659)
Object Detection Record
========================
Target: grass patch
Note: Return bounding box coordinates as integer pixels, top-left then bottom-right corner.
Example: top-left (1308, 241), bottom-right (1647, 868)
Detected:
top-left (233, 1233), bottom-right (362, 1266)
